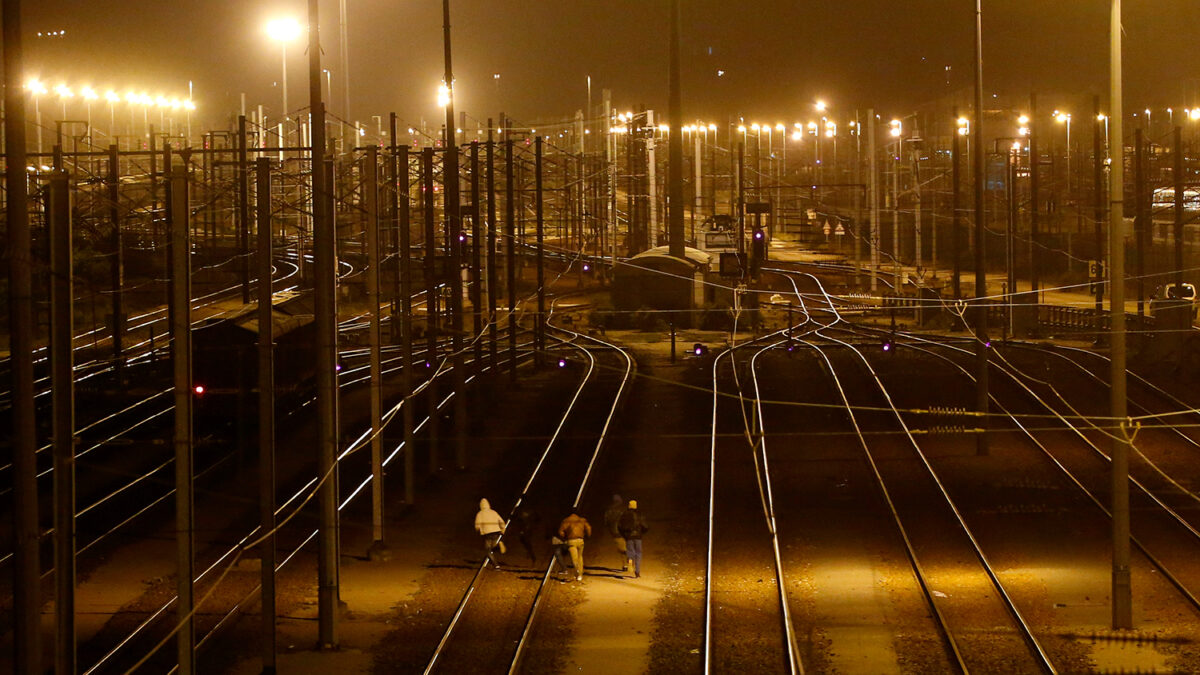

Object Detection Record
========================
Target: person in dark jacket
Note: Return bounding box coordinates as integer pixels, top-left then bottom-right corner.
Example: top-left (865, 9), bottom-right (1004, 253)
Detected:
top-left (557, 507), bottom-right (592, 581)
top-left (618, 500), bottom-right (649, 578)
top-left (603, 494), bottom-right (628, 568)
top-left (511, 505), bottom-right (541, 565)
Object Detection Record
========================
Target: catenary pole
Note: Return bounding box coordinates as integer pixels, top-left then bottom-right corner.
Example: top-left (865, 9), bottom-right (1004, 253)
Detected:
top-left (972, 0), bottom-right (990, 456)
top-left (1030, 94), bottom-right (1040, 300)
top-left (442, 0), bottom-right (467, 471)
top-left (308, 0), bottom-right (341, 647)
top-left (394, 121), bottom-right (416, 505)
top-left (667, 0), bottom-right (685, 259)
top-left (536, 137), bottom-right (546, 364)
top-left (168, 160), bottom-right (196, 675)
top-left (952, 109), bottom-right (962, 300)
top-left (487, 124), bottom-right (499, 371)
top-left (1094, 96), bottom-right (1106, 327)
top-left (366, 146), bottom-right (385, 546)
top-left (4, 2), bottom-right (42, 667)
top-left (506, 137), bottom-right (517, 382)
top-left (1109, 0), bottom-right (1132, 631)
top-left (255, 156), bottom-right (278, 674)
top-left (49, 167), bottom-right (76, 675)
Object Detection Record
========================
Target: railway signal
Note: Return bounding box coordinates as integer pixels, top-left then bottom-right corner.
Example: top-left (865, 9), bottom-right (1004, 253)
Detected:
top-left (750, 228), bottom-right (766, 277)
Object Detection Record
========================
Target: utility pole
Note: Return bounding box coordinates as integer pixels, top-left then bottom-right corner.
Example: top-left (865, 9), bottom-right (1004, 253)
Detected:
top-left (307, 0), bottom-right (341, 648)
top-left (255, 156), bottom-right (277, 675)
top-left (49, 167), bottom-right (76, 675)
top-left (737, 141), bottom-right (745, 254)
top-left (870, 109), bottom-right (879, 292)
top-left (487, 124), bottom-right (499, 372)
top-left (666, 0), bottom-right (685, 259)
top-left (393, 125), bottom-right (416, 505)
top-left (506, 137), bottom-right (518, 383)
top-left (1094, 96), bottom-right (1106, 326)
top-left (168, 161), bottom-right (195, 675)
top-left (536, 137), bottom-right (546, 365)
top-left (442, 0), bottom-right (466, 471)
top-left (1030, 94), bottom-right (1041, 301)
top-left (973, 0), bottom-right (990, 456)
top-left (471, 143), bottom-right (483, 368)
top-left (4, 3), bottom-right (40, 669)
top-left (1174, 127), bottom-right (1185, 292)
top-left (238, 115), bottom-right (251, 304)
top-left (1109, 0), bottom-right (1133, 631)
top-left (365, 146), bottom-right (386, 550)
top-left (1134, 129), bottom-right (1145, 318)
top-left (108, 145), bottom-right (126, 382)
top-left (423, 148), bottom-right (440, 472)
top-left (952, 110), bottom-right (962, 300)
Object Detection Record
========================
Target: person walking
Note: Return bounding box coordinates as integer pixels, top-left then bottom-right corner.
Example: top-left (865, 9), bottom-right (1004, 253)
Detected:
top-left (547, 528), bottom-right (571, 577)
top-left (557, 507), bottom-right (592, 581)
top-left (618, 500), bottom-right (649, 578)
top-left (512, 505), bottom-right (541, 565)
top-left (475, 498), bottom-right (506, 568)
top-left (603, 494), bottom-right (628, 570)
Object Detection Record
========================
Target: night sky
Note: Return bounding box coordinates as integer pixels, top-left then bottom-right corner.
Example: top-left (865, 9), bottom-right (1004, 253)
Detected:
top-left (17, 1), bottom-right (1200, 128)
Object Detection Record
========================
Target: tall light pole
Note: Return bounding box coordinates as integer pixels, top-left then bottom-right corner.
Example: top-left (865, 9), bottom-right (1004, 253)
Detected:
top-left (339, 0), bottom-right (350, 129)
top-left (1109, 0), bottom-right (1132, 631)
top-left (27, 79), bottom-right (46, 155)
top-left (973, 0), bottom-right (990, 456)
top-left (1056, 112), bottom-right (1071, 207)
top-left (267, 18), bottom-right (302, 134)
top-left (306, 0), bottom-right (339, 649)
top-left (667, 0), bottom-right (684, 258)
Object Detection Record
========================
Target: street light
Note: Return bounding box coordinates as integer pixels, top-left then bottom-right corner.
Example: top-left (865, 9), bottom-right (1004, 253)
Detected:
top-left (267, 17), bottom-right (303, 135)
top-left (1055, 111), bottom-right (1072, 201)
top-left (27, 79), bottom-right (47, 154)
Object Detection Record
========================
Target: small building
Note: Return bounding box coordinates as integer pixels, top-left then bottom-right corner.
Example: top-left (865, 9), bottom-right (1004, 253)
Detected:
top-left (612, 246), bottom-right (709, 322)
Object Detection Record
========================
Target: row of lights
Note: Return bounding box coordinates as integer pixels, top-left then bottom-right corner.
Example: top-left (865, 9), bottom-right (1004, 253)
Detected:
top-left (25, 79), bottom-right (195, 110)
top-left (736, 120), bottom-right (849, 140)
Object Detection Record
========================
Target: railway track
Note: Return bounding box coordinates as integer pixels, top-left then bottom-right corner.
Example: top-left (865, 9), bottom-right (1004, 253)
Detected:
top-left (719, 270), bottom-right (1059, 673)
top-left (420, 298), bottom-right (634, 674)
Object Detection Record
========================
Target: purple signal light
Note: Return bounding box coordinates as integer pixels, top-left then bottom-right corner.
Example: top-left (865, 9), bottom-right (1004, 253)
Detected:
top-left (557, 358), bottom-right (567, 368)
top-left (424, 360), bottom-right (433, 368)
top-left (984, 340), bottom-right (992, 348)
top-left (583, 263), bottom-right (591, 272)
top-left (753, 230), bottom-right (764, 240)
top-left (458, 233), bottom-right (466, 243)
top-left (335, 363), bottom-right (343, 372)
top-left (882, 343), bottom-right (891, 352)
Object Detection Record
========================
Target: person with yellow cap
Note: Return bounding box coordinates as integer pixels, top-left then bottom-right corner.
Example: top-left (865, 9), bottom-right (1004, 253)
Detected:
top-left (617, 499), bottom-right (649, 578)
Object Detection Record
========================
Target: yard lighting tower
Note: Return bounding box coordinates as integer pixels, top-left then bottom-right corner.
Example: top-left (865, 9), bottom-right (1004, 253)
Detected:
top-left (1056, 112), bottom-right (1072, 200)
top-left (1109, 0), bottom-right (1132, 632)
top-left (267, 18), bottom-right (302, 126)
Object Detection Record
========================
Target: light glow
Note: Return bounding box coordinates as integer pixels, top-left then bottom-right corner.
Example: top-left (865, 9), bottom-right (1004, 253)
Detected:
top-left (266, 17), bottom-right (303, 42)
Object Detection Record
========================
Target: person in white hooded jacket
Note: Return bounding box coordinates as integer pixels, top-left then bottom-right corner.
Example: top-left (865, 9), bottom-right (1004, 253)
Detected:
top-left (475, 498), bottom-right (507, 567)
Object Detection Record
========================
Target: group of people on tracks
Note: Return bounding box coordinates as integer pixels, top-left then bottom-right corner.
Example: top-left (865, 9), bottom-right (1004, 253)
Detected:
top-left (473, 494), bottom-right (649, 581)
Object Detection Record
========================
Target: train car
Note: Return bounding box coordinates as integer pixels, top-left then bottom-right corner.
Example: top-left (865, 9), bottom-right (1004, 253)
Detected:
top-left (192, 290), bottom-right (316, 434)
